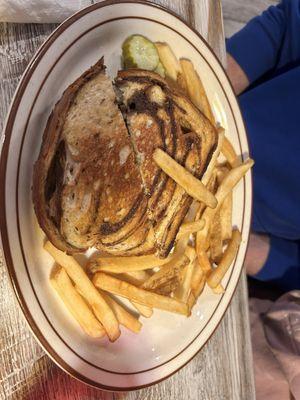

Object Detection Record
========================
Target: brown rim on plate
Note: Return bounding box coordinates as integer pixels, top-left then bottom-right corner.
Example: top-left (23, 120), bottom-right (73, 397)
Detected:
top-left (0, 0), bottom-right (252, 391)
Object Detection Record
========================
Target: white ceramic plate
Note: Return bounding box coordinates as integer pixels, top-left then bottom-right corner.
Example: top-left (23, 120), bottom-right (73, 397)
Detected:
top-left (0, 0), bottom-right (252, 391)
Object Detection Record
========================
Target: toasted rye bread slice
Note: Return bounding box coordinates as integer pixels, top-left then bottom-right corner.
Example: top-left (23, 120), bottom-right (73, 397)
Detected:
top-left (33, 59), bottom-right (156, 255)
top-left (115, 69), bottom-right (217, 257)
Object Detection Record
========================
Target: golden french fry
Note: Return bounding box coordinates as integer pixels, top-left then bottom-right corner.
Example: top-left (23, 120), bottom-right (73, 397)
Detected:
top-left (87, 254), bottom-right (172, 274)
top-left (131, 302), bottom-right (153, 318)
top-left (213, 284), bottom-right (225, 294)
top-left (142, 254), bottom-right (189, 292)
top-left (99, 271), bottom-right (153, 317)
top-left (187, 262), bottom-right (206, 313)
top-left (155, 42), bottom-right (181, 81)
top-left (93, 273), bottom-right (188, 315)
top-left (197, 249), bottom-right (213, 276)
top-left (207, 229), bottom-right (242, 289)
top-left (153, 148), bottom-right (217, 209)
top-left (178, 258), bottom-right (196, 302)
top-left (177, 72), bottom-right (188, 93)
top-left (195, 250), bottom-right (224, 293)
top-left (177, 220), bottom-right (205, 239)
top-left (101, 293), bottom-right (142, 334)
top-left (216, 164), bottom-right (230, 178)
top-left (216, 165), bottom-right (232, 241)
top-left (190, 260), bottom-right (205, 291)
top-left (120, 270), bottom-right (151, 286)
top-left (221, 136), bottom-right (240, 168)
top-left (50, 267), bottom-right (106, 339)
top-left (195, 169), bottom-right (218, 221)
top-left (209, 211), bottom-right (223, 263)
top-left (173, 232), bottom-right (190, 257)
top-left (44, 241), bottom-right (120, 342)
top-left (184, 245), bottom-right (197, 262)
top-left (180, 58), bottom-right (215, 125)
top-left (74, 284), bottom-right (142, 333)
top-left (202, 127), bottom-right (225, 186)
top-left (220, 191), bottom-right (233, 241)
top-left (196, 159), bottom-right (254, 252)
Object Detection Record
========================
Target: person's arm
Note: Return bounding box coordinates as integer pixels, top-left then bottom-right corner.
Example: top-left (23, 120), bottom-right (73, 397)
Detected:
top-left (226, 0), bottom-right (300, 93)
top-left (226, 53), bottom-right (249, 95)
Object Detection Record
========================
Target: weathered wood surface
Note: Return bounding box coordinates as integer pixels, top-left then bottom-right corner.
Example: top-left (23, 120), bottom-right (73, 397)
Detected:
top-left (222, 0), bottom-right (279, 37)
top-left (0, 1), bottom-right (255, 399)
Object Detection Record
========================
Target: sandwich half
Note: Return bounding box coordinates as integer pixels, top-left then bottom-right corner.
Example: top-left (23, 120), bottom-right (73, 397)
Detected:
top-left (33, 58), bottom-right (156, 255)
top-left (115, 69), bottom-right (217, 256)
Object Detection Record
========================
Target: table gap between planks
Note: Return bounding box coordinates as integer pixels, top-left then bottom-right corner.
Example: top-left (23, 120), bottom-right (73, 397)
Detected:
top-left (0, 1), bottom-right (255, 399)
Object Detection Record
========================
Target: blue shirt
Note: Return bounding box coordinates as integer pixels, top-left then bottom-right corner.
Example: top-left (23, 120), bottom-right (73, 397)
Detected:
top-left (227, 0), bottom-right (300, 289)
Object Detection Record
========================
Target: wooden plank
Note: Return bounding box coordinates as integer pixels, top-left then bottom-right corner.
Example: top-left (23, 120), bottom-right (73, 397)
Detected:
top-left (151, 0), bottom-right (191, 24)
top-left (223, 18), bottom-right (245, 38)
top-left (222, 0), bottom-right (279, 24)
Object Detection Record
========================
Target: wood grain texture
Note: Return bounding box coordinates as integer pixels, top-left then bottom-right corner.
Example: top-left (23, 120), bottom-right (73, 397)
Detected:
top-left (222, 0), bottom-right (279, 37)
top-left (0, 1), bottom-right (255, 399)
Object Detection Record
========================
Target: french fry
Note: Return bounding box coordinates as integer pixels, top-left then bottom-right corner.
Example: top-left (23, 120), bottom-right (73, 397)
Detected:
top-left (202, 127), bottom-right (225, 186)
top-left (93, 273), bottom-right (188, 315)
top-left (209, 210), bottom-right (223, 263)
top-left (187, 262), bottom-right (206, 313)
top-left (207, 229), bottom-right (242, 289)
top-left (153, 148), bottom-right (217, 209)
top-left (177, 219), bottom-right (205, 239)
top-left (155, 42), bottom-right (181, 81)
top-left (95, 270), bottom-right (154, 318)
top-left (44, 241), bottom-right (120, 342)
top-left (196, 250), bottom-right (224, 293)
top-left (101, 293), bottom-right (142, 334)
top-left (197, 249), bottom-right (213, 276)
top-left (212, 284), bottom-right (225, 294)
top-left (74, 284), bottom-right (142, 333)
top-left (221, 136), bottom-right (240, 168)
top-left (87, 254), bottom-right (172, 274)
top-left (216, 165), bottom-right (232, 241)
top-left (177, 72), bottom-right (188, 93)
top-left (120, 270), bottom-right (151, 286)
top-left (50, 267), bottom-right (106, 339)
top-left (142, 254), bottom-right (189, 292)
top-left (219, 191), bottom-right (233, 241)
top-left (180, 58), bottom-right (215, 125)
top-left (196, 159), bottom-right (254, 251)
top-left (131, 302), bottom-right (153, 318)
top-left (195, 169), bottom-right (218, 221)
top-left (184, 245), bottom-right (197, 262)
top-left (174, 232), bottom-right (190, 257)
top-left (177, 258), bottom-right (196, 302)
top-left (191, 260), bottom-right (205, 289)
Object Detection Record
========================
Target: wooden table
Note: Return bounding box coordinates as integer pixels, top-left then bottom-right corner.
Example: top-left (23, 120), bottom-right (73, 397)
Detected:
top-left (0, 1), bottom-right (255, 399)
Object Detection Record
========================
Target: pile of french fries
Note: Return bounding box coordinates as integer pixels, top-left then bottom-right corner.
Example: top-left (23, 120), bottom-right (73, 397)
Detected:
top-left (45, 43), bottom-right (253, 342)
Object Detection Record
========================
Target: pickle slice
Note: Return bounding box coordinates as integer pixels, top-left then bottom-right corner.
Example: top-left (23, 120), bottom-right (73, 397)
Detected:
top-left (122, 35), bottom-right (159, 71)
